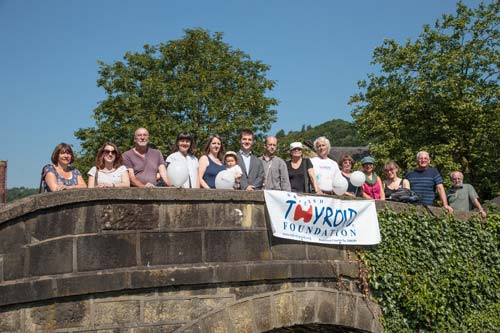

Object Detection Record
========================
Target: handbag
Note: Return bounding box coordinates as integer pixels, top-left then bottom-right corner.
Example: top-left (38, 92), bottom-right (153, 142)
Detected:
top-left (388, 188), bottom-right (420, 203)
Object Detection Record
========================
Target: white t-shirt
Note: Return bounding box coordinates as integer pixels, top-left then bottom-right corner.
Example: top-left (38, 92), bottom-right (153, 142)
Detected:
top-left (310, 157), bottom-right (340, 192)
top-left (166, 151), bottom-right (199, 188)
top-left (88, 165), bottom-right (128, 185)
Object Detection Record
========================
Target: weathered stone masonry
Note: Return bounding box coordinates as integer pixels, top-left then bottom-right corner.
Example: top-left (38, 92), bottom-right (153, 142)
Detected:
top-left (0, 189), bottom-right (387, 332)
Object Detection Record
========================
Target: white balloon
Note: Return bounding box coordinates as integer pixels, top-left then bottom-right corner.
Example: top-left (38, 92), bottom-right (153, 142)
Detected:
top-left (350, 171), bottom-right (366, 187)
top-left (215, 170), bottom-right (235, 189)
top-left (332, 174), bottom-right (348, 196)
top-left (167, 161), bottom-right (189, 188)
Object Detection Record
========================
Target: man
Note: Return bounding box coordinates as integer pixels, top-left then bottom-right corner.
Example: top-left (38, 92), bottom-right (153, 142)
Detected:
top-left (259, 136), bottom-right (291, 191)
top-left (237, 129), bottom-right (264, 190)
top-left (405, 151), bottom-right (453, 212)
top-left (447, 171), bottom-right (486, 218)
top-left (122, 127), bottom-right (169, 187)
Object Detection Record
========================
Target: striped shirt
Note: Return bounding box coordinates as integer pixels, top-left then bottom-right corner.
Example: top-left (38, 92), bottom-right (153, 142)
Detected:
top-left (405, 168), bottom-right (443, 206)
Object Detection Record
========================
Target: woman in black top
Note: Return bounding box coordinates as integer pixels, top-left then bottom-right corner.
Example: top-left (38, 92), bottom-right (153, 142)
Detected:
top-left (286, 142), bottom-right (320, 193)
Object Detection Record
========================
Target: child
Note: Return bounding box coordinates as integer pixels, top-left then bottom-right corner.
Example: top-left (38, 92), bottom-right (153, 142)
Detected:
top-left (224, 151), bottom-right (242, 189)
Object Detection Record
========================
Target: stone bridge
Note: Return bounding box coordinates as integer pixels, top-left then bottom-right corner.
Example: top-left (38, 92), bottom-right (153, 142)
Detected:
top-left (0, 189), bottom-right (384, 333)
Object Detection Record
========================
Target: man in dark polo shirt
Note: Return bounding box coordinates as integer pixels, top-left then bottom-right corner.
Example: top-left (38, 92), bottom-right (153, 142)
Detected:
top-left (405, 151), bottom-right (453, 213)
top-left (122, 127), bottom-right (168, 187)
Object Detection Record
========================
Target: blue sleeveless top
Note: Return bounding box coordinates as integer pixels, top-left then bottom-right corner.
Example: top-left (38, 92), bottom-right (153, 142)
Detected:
top-left (203, 156), bottom-right (226, 188)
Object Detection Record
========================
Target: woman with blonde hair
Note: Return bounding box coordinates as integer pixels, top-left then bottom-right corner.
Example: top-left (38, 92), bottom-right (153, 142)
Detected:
top-left (88, 142), bottom-right (130, 188)
top-left (383, 161), bottom-right (409, 198)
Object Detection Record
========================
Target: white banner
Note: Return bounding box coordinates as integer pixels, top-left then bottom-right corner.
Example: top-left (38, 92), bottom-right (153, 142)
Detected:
top-left (264, 190), bottom-right (381, 245)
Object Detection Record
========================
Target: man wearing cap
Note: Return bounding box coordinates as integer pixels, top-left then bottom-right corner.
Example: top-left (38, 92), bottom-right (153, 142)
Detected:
top-left (237, 129), bottom-right (264, 190)
top-left (405, 151), bottom-right (453, 212)
top-left (123, 127), bottom-right (169, 188)
top-left (447, 171), bottom-right (486, 217)
top-left (259, 136), bottom-right (291, 191)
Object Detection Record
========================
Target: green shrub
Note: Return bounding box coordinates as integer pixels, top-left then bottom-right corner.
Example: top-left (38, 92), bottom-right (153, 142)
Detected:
top-left (360, 209), bottom-right (500, 332)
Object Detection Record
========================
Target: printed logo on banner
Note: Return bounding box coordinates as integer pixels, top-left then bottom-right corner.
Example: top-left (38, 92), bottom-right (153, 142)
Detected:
top-left (264, 190), bottom-right (380, 245)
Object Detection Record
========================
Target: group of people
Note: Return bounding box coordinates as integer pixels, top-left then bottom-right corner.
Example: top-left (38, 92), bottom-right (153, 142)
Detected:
top-left (340, 151), bottom-right (486, 217)
top-left (41, 128), bottom-right (486, 216)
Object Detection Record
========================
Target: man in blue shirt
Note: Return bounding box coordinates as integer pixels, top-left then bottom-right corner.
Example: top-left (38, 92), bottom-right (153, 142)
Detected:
top-left (405, 151), bottom-right (453, 213)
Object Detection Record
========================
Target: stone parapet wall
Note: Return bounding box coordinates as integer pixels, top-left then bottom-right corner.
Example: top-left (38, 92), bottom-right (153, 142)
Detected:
top-left (0, 188), bottom-right (429, 332)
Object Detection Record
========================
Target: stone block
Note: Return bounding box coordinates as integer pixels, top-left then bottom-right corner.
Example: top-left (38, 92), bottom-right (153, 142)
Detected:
top-left (355, 296), bottom-right (378, 332)
top-left (338, 260), bottom-right (360, 279)
top-left (269, 236), bottom-right (307, 260)
top-left (28, 238), bottom-right (73, 276)
top-left (211, 203), bottom-right (247, 228)
top-left (295, 290), bottom-right (317, 324)
top-left (94, 300), bottom-right (140, 326)
top-left (191, 297), bottom-right (233, 320)
top-left (205, 230), bottom-right (271, 262)
top-left (163, 204), bottom-right (205, 229)
top-left (0, 220), bottom-right (27, 253)
top-left (251, 204), bottom-right (267, 228)
top-left (227, 300), bottom-right (254, 332)
top-left (213, 263), bottom-right (248, 282)
top-left (273, 291), bottom-right (296, 328)
top-left (0, 308), bottom-right (21, 332)
top-left (336, 292), bottom-right (357, 328)
top-left (131, 266), bottom-right (214, 289)
top-left (290, 261), bottom-right (337, 279)
top-left (307, 243), bottom-right (345, 260)
top-left (97, 203), bottom-right (159, 230)
top-left (144, 299), bottom-right (192, 323)
top-left (3, 251), bottom-right (25, 280)
top-left (27, 206), bottom-right (80, 241)
top-left (316, 290), bottom-right (337, 324)
top-left (75, 204), bottom-right (99, 234)
top-left (0, 282), bottom-right (33, 306)
top-left (77, 234), bottom-right (137, 272)
top-left (231, 283), bottom-right (282, 300)
top-left (252, 296), bottom-right (272, 332)
top-left (140, 232), bottom-right (202, 266)
top-left (199, 310), bottom-right (232, 333)
top-left (56, 272), bottom-right (128, 298)
top-left (248, 262), bottom-right (291, 280)
top-left (24, 301), bottom-right (90, 332)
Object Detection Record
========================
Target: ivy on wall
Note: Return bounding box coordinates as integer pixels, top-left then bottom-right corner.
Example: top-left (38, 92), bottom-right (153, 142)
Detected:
top-left (360, 209), bottom-right (500, 332)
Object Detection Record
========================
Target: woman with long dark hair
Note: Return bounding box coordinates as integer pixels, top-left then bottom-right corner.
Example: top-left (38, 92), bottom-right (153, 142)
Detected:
top-left (88, 142), bottom-right (130, 188)
top-left (198, 135), bottom-right (226, 189)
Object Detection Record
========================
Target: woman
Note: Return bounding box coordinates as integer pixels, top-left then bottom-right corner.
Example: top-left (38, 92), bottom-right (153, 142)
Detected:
top-left (286, 142), bottom-right (320, 193)
top-left (198, 135), bottom-right (226, 189)
top-left (360, 156), bottom-right (385, 200)
top-left (42, 143), bottom-right (87, 192)
top-left (88, 142), bottom-right (130, 188)
top-left (166, 132), bottom-right (199, 188)
top-left (383, 161), bottom-right (410, 198)
top-left (340, 155), bottom-right (361, 197)
top-left (310, 136), bottom-right (340, 195)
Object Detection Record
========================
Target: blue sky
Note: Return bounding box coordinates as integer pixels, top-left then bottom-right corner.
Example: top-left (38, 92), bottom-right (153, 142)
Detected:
top-left (0, 0), bottom-right (483, 188)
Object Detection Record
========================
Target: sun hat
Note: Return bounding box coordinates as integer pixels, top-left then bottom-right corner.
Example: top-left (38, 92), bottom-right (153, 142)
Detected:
top-left (224, 151), bottom-right (238, 161)
top-left (361, 156), bottom-right (376, 165)
top-left (290, 142), bottom-right (303, 150)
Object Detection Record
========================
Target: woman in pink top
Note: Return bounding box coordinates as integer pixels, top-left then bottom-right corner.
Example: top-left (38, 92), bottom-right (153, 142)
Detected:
top-left (360, 156), bottom-right (385, 200)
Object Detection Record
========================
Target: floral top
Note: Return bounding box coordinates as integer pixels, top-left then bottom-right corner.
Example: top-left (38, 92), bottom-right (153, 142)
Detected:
top-left (42, 164), bottom-right (81, 192)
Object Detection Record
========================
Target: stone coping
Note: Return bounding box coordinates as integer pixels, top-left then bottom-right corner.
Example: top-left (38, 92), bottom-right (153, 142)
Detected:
top-left (0, 188), bottom-right (469, 226)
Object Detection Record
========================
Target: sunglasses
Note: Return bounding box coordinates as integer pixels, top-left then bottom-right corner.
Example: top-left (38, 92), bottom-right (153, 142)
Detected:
top-left (104, 149), bottom-right (116, 155)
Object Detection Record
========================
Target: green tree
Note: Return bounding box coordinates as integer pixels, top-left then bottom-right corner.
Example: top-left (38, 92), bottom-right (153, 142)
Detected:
top-left (7, 187), bottom-right (38, 202)
top-left (75, 28), bottom-right (278, 172)
top-left (350, 1), bottom-right (500, 198)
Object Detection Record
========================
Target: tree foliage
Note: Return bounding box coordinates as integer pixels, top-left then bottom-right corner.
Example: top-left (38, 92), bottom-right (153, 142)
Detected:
top-left (361, 209), bottom-right (500, 332)
top-left (350, 1), bottom-right (500, 198)
top-left (274, 119), bottom-right (366, 159)
top-left (75, 28), bottom-right (278, 172)
top-left (7, 187), bottom-right (38, 202)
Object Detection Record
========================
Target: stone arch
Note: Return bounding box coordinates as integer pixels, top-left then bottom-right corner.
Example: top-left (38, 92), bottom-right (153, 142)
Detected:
top-left (176, 288), bottom-right (382, 333)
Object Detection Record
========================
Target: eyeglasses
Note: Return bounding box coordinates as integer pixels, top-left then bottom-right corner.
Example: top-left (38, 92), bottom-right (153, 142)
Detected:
top-left (104, 149), bottom-right (116, 155)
